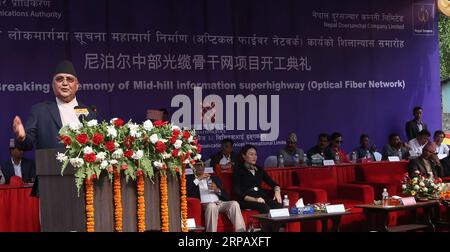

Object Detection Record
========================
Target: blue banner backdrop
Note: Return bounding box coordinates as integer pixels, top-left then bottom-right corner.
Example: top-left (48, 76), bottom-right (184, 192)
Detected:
top-left (0, 0), bottom-right (441, 165)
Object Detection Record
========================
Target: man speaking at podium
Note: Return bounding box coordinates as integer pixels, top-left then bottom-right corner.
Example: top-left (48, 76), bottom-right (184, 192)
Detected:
top-left (12, 60), bottom-right (96, 196)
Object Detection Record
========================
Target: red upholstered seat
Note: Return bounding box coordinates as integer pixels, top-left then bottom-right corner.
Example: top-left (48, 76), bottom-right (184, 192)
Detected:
top-left (354, 161), bottom-right (408, 198)
top-left (292, 167), bottom-right (374, 205)
top-left (287, 167), bottom-right (374, 231)
top-left (186, 197), bottom-right (238, 232)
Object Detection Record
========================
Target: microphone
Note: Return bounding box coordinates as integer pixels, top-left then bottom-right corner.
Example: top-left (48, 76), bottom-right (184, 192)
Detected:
top-left (74, 105), bottom-right (90, 122)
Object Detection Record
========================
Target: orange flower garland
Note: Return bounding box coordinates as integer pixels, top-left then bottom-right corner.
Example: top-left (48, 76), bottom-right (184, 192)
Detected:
top-left (180, 170), bottom-right (188, 232)
top-left (137, 173), bottom-right (146, 232)
top-left (160, 172), bottom-right (170, 232)
top-left (85, 178), bottom-right (95, 232)
top-left (113, 169), bottom-right (123, 232)
top-left (440, 191), bottom-right (450, 199)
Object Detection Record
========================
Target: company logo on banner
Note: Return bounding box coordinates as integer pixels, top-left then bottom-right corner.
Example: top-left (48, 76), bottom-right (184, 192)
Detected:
top-left (171, 87), bottom-right (280, 142)
top-left (412, 3), bottom-right (435, 35)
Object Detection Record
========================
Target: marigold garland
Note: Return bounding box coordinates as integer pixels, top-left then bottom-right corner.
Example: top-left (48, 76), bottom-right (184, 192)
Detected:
top-left (137, 173), bottom-right (146, 232)
top-left (114, 169), bottom-right (123, 232)
top-left (160, 172), bottom-right (170, 232)
top-left (180, 170), bottom-right (188, 232)
top-left (85, 178), bottom-right (95, 232)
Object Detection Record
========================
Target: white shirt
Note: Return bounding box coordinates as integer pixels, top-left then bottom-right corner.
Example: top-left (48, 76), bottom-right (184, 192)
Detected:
top-left (11, 158), bottom-right (22, 178)
top-left (193, 178), bottom-right (219, 203)
top-left (408, 138), bottom-right (426, 156)
top-left (436, 143), bottom-right (450, 155)
top-left (418, 123), bottom-right (423, 132)
top-left (219, 155), bottom-right (231, 165)
top-left (0, 168), bottom-right (5, 184)
top-left (56, 97), bottom-right (79, 126)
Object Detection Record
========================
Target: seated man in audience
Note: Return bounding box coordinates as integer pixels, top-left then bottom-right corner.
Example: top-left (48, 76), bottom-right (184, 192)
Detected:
top-left (408, 142), bottom-right (444, 178)
top-left (408, 129), bottom-right (430, 157)
top-left (1, 138), bottom-right (36, 184)
top-left (352, 134), bottom-right (376, 161)
top-left (209, 138), bottom-right (239, 171)
top-left (382, 133), bottom-right (410, 160)
top-left (324, 132), bottom-right (349, 163)
top-left (278, 133), bottom-right (305, 167)
top-left (307, 133), bottom-right (329, 159)
top-left (186, 161), bottom-right (246, 232)
top-left (433, 130), bottom-right (449, 156)
top-left (0, 165), bottom-right (5, 184)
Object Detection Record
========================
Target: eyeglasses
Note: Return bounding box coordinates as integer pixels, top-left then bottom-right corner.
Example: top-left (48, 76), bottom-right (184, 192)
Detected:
top-left (54, 75), bottom-right (76, 83)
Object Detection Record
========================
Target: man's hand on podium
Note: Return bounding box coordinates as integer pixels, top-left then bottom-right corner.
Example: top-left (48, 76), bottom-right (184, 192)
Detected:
top-left (13, 116), bottom-right (26, 142)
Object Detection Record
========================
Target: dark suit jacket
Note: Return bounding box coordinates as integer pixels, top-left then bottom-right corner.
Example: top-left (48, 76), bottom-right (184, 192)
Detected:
top-left (408, 157), bottom-right (444, 178)
top-left (405, 120), bottom-right (427, 141)
top-left (16, 100), bottom-right (96, 197)
top-left (232, 163), bottom-right (279, 201)
top-left (440, 156), bottom-right (450, 177)
top-left (186, 174), bottom-right (229, 201)
top-left (1, 158), bottom-right (36, 184)
top-left (16, 100), bottom-right (97, 151)
top-left (209, 151), bottom-right (239, 169)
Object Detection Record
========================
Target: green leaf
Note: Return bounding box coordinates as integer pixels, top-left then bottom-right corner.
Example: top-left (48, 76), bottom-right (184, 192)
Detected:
top-left (60, 159), bottom-right (69, 176)
top-left (141, 157), bottom-right (153, 178)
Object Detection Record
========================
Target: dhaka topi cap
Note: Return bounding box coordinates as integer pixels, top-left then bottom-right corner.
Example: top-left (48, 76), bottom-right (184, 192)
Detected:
top-left (54, 60), bottom-right (77, 78)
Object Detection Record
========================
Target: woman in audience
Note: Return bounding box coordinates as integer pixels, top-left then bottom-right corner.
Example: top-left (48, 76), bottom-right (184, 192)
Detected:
top-left (233, 144), bottom-right (282, 213)
top-left (324, 132), bottom-right (350, 163)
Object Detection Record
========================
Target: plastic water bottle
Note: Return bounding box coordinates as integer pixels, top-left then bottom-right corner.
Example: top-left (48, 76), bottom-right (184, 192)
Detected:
top-left (207, 178), bottom-right (214, 193)
top-left (334, 152), bottom-right (340, 164)
top-left (303, 153), bottom-right (309, 166)
top-left (382, 188), bottom-right (389, 206)
top-left (293, 154), bottom-right (300, 166)
top-left (278, 154), bottom-right (285, 167)
top-left (366, 150), bottom-right (371, 161)
top-left (283, 195), bottom-right (290, 208)
top-left (351, 151), bottom-right (357, 163)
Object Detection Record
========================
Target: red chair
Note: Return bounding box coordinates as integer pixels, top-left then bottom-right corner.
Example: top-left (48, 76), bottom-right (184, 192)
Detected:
top-left (287, 167), bottom-right (374, 231)
top-left (354, 161), bottom-right (408, 199)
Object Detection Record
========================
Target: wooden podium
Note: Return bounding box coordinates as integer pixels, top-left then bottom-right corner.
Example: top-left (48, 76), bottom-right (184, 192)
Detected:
top-left (36, 148), bottom-right (181, 232)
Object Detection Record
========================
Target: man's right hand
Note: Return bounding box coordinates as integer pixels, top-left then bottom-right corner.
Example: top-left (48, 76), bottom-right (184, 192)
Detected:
top-left (196, 173), bottom-right (210, 180)
top-left (13, 116), bottom-right (26, 142)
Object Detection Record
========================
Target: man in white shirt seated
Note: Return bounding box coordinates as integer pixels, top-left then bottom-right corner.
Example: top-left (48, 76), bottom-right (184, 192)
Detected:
top-left (434, 130), bottom-right (449, 156)
top-left (186, 162), bottom-right (246, 232)
top-left (408, 129), bottom-right (431, 157)
top-left (209, 138), bottom-right (239, 171)
top-left (1, 139), bottom-right (36, 184)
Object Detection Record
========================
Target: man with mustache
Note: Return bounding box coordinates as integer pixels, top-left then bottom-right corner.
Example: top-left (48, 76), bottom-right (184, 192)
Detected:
top-left (12, 60), bottom-right (96, 197)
